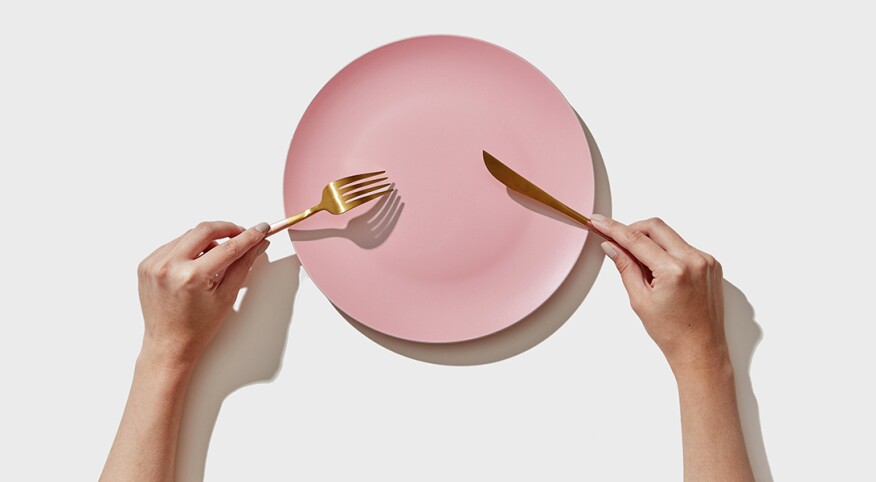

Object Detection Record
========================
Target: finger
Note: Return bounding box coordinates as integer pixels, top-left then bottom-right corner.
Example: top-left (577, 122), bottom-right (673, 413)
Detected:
top-left (627, 217), bottom-right (692, 258)
top-left (601, 241), bottom-right (649, 298)
top-left (590, 214), bottom-right (673, 270)
top-left (173, 221), bottom-right (244, 260)
top-left (220, 239), bottom-right (270, 293)
top-left (198, 223), bottom-right (269, 274)
top-left (197, 240), bottom-right (220, 258)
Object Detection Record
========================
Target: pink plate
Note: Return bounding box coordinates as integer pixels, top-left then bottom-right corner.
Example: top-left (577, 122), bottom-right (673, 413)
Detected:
top-left (284, 35), bottom-right (593, 343)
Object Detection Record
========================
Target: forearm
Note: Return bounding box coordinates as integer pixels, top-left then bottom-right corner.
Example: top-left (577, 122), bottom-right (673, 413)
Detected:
top-left (101, 347), bottom-right (194, 482)
top-left (675, 356), bottom-right (754, 482)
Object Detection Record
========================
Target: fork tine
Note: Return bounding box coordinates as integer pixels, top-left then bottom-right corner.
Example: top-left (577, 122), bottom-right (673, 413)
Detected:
top-left (333, 170), bottom-right (386, 187)
top-left (344, 188), bottom-right (393, 209)
top-left (338, 176), bottom-right (389, 194)
top-left (343, 183), bottom-right (392, 201)
top-left (365, 186), bottom-right (397, 223)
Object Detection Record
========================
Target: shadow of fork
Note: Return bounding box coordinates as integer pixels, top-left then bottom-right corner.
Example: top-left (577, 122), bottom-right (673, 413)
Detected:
top-left (288, 186), bottom-right (404, 249)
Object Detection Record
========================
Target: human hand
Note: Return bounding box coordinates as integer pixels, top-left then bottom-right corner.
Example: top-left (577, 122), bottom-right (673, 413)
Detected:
top-left (589, 214), bottom-right (726, 377)
top-left (136, 221), bottom-right (270, 368)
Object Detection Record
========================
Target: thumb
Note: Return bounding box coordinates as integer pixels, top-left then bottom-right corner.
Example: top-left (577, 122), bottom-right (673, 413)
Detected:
top-left (601, 241), bottom-right (648, 300)
top-left (220, 239), bottom-right (270, 293)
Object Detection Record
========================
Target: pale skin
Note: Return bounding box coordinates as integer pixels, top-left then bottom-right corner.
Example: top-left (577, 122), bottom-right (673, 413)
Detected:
top-left (589, 214), bottom-right (755, 482)
top-left (101, 215), bottom-right (754, 481)
top-left (100, 221), bottom-right (270, 482)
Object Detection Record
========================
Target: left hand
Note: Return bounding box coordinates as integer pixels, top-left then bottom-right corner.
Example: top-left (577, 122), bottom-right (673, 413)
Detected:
top-left (136, 221), bottom-right (270, 368)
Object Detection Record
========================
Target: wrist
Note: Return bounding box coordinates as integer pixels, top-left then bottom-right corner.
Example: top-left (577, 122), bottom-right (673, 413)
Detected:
top-left (671, 348), bottom-right (734, 388)
top-left (138, 337), bottom-right (201, 375)
top-left (132, 346), bottom-right (195, 409)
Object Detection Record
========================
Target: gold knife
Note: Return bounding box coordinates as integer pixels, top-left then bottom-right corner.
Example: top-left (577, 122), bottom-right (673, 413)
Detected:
top-left (483, 150), bottom-right (598, 230)
top-left (483, 151), bottom-right (644, 272)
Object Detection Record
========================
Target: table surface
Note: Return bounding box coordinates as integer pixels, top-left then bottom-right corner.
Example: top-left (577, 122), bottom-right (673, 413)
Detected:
top-left (1, 2), bottom-right (874, 481)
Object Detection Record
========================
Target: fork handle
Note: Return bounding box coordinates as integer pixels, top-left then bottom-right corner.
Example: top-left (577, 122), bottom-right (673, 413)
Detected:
top-left (267, 207), bottom-right (317, 237)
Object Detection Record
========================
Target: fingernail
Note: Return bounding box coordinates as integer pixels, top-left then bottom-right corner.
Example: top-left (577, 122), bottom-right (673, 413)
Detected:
top-left (257, 240), bottom-right (270, 255)
top-left (590, 213), bottom-right (608, 228)
top-left (254, 222), bottom-right (270, 233)
top-left (601, 242), bottom-right (618, 259)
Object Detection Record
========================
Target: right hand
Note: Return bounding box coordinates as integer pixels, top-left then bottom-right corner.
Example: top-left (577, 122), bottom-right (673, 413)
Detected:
top-left (589, 214), bottom-right (727, 377)
top-left (136, 221), bottom-right (270, 368)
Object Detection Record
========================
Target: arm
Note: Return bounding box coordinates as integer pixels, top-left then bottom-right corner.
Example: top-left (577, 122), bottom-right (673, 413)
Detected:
top-left (589, 214), bottom-right (754, 482)
top-left (101, 221), bottom-right (271, 482)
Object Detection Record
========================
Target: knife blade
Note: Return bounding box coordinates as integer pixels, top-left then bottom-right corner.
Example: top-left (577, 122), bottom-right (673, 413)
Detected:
top-left (483, 151), bottom-right (642, 272)
top-left (482, 150), bottom-right (594, 229)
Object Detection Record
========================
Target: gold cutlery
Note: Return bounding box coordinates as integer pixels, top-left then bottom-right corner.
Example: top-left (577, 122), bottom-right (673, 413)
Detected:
top-left (268, 171), bottom-right (392, 237)
top-left (482, 151), bottom-right (612, 242)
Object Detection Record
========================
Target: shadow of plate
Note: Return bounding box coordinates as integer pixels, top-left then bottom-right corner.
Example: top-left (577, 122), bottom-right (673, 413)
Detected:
top-left (341, 114), bottom-right (610, 365)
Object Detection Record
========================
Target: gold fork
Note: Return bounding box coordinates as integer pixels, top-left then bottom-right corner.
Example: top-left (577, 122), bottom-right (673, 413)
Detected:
top-left (267, 171), bottom-right (392, 237)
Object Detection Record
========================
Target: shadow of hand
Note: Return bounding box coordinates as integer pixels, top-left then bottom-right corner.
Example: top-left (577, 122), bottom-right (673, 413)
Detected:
top-left (175, 255), bottom-right (301, 482)
top-left (724, 280), bottom-right (773, 482)
top-left (289, 187), bottom-right (404, 249)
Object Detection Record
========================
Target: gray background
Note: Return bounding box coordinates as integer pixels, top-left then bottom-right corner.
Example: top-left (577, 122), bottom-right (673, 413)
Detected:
top-left (1, 1), bottom-right (873, 480)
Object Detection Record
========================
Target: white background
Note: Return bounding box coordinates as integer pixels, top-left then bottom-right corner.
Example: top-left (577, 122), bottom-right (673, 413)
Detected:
top-left (1, 1), bottom-right (874, 480)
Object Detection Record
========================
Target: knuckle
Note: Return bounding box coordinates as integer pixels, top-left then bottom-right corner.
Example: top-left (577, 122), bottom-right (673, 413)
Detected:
top-left (221, 239), bottom-right (242, 258)
top-left (175, 266), bottom-right (199, 285)
top-left (194, 221), bottom-right (213, 234)
top-left (614, 257), bottom-right (631, 273)
top-left (665, 261), bottom-right (687, 281)
top-left (703, 254), bottom-right (719, 269)
top-left (689, 255), bottom-right (708, 273)
top-left (624, 229), bottom-right (647, 245)
top-left (647, 217), bottom-right (665, 228)
top-left (248, 244), bottom-right (263, 262)
top-left (155, 261), bottom-right (172, 281)
top-left (713, 258), bottom-right (723, 275)
top-left (601, 217), bottom-right (619, 232)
